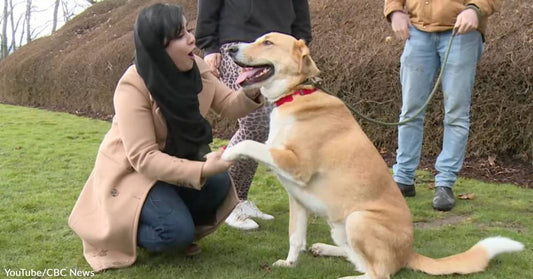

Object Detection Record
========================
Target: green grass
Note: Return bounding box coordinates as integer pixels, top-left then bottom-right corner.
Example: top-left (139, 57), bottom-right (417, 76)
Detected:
top-left (0, 103), bottom-right (531, 279)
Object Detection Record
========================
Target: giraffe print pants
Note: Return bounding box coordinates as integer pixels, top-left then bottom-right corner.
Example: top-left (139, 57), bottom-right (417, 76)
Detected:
top-left (220, 43), bottom-right (274, 200)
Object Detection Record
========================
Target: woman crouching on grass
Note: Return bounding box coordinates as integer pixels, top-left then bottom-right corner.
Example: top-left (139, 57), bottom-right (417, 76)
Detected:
top-left (68, 3), bottom-right (263, 272)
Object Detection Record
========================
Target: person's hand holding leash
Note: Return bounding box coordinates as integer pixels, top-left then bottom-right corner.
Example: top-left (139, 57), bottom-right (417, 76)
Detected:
top-left (454, 8), bottom-right (479, 34)
top-left (201, 148), bottom-right (233, 178)
top-left (204, 53), bottom-right (221, 77)
top-left (390, 11), bottom-right (411, 40)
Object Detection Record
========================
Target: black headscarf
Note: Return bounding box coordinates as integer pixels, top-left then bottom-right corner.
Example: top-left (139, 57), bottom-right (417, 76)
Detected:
top-left (133, 3), bottom-right (212, 161)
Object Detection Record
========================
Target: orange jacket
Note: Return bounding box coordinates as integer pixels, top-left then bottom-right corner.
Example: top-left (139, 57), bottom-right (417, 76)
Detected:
top-left (384, 0), bottom-right (501, 37)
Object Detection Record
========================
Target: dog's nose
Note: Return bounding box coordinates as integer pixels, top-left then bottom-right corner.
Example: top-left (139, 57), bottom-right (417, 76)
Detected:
top-left (228, 46), bottom-right (239, 57)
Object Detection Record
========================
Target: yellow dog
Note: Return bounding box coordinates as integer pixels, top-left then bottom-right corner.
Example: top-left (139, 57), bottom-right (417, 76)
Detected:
top-left (222, 32), bottom-right (523, 279)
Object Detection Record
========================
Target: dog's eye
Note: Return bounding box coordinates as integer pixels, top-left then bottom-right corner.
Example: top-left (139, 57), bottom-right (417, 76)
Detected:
top-left (262, 40), bottom-right (273, 46)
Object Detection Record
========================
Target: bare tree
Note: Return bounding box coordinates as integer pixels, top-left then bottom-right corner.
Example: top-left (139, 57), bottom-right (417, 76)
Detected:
top-left (61, 0), bottom-right (75, 22)
top-left (1, 0), bottom-right (8, 58)
top-left (51, 0), bottom-right (60, 33)
top-left (18, 16), bottom-right (24, 47)
top-left (24, 0), bottom-right (31, 44)
top-left (1, 0), bottom-right (94, 57)
top-left (8, 0), bottom-right (15, 52)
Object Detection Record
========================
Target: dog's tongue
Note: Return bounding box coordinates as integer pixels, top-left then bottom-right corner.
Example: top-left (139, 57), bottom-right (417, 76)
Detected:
top-left (235, 67), bottom-right (262, 85)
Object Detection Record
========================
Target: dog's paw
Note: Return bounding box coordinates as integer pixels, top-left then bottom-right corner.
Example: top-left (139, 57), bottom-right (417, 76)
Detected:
top-left (272, 259), bottom-right (295, 268)
top-left (310, 243), bottom-right (348, 258)
top-left (310, 243), bottom-right (329, 257)
top-left (221, 147), bottom-right (241, 161)
top-left (203, 151), bottom-right (216, 159)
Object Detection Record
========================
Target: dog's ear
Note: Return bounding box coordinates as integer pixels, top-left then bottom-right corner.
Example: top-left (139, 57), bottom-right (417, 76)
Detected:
top-left (294, 39), bottom-right (320, 77)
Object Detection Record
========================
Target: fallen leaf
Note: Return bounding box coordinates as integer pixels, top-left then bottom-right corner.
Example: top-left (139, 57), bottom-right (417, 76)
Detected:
top-left (488, 155), bottom-right (497, 167)
top-left (427, 183), bottom-right (435, 190)
top-left (458, 193), bottom-right (476, 200)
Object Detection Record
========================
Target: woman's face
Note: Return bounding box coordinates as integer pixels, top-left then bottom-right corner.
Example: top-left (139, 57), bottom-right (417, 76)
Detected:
top-left (165, 16), bottom-right (196, 71)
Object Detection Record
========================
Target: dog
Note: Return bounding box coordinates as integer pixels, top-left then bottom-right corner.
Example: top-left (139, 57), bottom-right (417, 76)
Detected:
top-left (221, 32), bottom-right (524, 279)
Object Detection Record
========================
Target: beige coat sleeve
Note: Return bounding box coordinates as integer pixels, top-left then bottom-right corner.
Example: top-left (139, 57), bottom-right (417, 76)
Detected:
top-left (205, 71), bottom-right (264, 118)
top-left (113, 71), bottom-right (205, 190)
top-left (193, 56), bottom-right (264, 118)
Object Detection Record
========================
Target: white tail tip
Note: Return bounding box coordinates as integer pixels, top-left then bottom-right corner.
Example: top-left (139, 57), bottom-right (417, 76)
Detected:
top-left (477, 236), bottom-right (524, 259)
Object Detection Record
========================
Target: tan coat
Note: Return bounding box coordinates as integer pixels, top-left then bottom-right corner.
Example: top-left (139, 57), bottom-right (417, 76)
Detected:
top-left (68, 56), bottom-right (263, 272)
top-left (384, 0), bottom-right (501, 37)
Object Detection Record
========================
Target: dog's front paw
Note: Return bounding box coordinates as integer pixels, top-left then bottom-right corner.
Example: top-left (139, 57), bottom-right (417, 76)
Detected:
top-left (203, 151), bottom-right (216, 159)
top-left (310, 243), bottom-right (328, 257)
top-left (221, 147), bottom-right (241, 161)
top-left (272, 259), bottom-right (295, 268)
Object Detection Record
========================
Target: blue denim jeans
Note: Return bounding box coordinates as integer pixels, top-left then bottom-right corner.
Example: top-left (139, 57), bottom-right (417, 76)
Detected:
top-left (393, 26), bottom-right (483, 188)
top-left (137, 172), bottom-right (231, 252)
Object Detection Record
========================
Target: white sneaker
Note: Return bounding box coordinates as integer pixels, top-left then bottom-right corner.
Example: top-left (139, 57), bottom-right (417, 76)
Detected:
top-left (225, 203), bottom-right (259, 230)
top-left (240, 200), bottom-right (275, 220)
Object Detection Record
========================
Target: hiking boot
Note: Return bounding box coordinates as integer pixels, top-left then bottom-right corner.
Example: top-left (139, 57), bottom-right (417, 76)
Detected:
top-left (240, 200), bottom-right (274, 220)
top-left (397, 182), bottom-right (416, 197)
top-left (432, 186), bottom-right (455, 211)
top-left (225, 202), bottom-right (259, 230)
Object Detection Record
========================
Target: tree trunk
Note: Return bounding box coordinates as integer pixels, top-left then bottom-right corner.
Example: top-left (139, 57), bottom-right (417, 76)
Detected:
top-left (1, 0), bottom-right (9, 58)
top-left (52, 0), bottom-right (61, 33)
top-left (8, 0), bottom-right (16, 52)
top-left (25, 0), bottom-right (31, 44)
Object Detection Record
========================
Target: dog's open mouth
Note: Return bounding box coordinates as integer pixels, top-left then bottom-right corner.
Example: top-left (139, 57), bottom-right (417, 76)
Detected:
top-left (235, 65), bottom-right (274, 87)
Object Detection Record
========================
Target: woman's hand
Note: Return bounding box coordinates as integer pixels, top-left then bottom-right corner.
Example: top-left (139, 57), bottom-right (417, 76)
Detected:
top-left (201, 148), bottom-right (233, 178)
top-left (204, 53), bottom-right (221, 77)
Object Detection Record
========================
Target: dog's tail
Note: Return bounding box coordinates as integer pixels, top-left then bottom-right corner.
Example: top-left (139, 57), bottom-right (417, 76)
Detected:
top-left (406, 236), bottom-right (523, 275)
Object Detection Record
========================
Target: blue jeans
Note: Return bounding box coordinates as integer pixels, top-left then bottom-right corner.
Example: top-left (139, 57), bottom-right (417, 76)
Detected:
top-left (137, 172), bottom-right (231, 252)
top-left (393, 26), bottom-right (483, 188)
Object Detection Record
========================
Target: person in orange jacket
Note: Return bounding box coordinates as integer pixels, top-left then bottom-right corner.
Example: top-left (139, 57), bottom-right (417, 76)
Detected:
top-left (384, 0), bottom-right (501, 211)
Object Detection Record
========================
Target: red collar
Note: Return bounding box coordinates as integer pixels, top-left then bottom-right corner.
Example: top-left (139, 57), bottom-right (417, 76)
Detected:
top-left (274, 88), bottom-right (318, 107)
